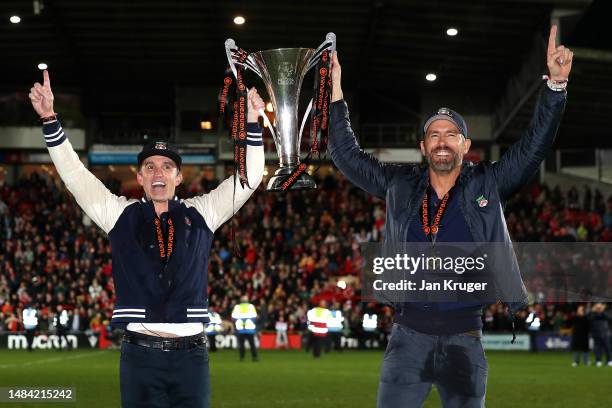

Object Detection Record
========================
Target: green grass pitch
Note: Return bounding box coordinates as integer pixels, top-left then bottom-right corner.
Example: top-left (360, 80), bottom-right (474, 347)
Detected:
top-left (0, 349), bottom-right (611, 407)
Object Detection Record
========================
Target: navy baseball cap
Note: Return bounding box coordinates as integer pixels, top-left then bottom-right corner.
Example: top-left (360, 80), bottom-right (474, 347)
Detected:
top-left (422, 107), bottom-right (468, 139)
top-left (137, 141), bottom-right (182, 169)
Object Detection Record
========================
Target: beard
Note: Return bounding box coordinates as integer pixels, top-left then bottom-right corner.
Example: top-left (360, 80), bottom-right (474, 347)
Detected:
top-left (426, 147), bottom-right (462, 173)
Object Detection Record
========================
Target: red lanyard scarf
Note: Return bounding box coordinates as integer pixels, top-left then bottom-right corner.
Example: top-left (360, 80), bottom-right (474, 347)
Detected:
top-left (421, 182), bottom-right (450, 245)
top-left (154, 217), bottom-right (174, 262)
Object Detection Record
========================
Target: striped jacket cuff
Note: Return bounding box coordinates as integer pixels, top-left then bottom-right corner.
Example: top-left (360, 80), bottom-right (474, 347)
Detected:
top-left (246, 123), bottom-right (263, 146)
top-left (42, 120), bottom-right (67, 147)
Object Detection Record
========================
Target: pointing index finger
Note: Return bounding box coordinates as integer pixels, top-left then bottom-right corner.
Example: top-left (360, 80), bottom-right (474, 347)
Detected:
top-left (43, 70), bottom-right (51, 88)
top-left (548, 25), bottom-right (557, 55)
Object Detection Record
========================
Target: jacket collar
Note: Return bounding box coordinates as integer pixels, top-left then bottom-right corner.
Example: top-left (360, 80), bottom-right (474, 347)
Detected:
top-left (140, 196), bottom-right (179, 204)
top-left (141, 196), bottom-right (180, 222)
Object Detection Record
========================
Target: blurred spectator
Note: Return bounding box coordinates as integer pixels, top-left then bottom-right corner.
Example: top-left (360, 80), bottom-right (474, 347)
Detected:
top-left (570, 305), bottom-right (590, 366)
top-left (590, 303), bottom-right (612, 367)
top-left (275, 314), bottom-right (289, 349)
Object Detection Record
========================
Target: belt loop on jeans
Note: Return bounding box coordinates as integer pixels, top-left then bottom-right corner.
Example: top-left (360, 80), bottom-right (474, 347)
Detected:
top-left (161, 340), bottom-right (174, 352)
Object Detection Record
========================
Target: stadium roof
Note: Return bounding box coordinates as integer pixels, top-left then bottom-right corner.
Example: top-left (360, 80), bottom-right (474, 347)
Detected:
top-left (1, 0), bottom-right (610, 146)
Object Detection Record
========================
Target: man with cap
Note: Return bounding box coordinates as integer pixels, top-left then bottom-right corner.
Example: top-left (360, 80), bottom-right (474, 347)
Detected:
top-left (28, 70), bottom-right (265, 408)
top-left (329, 26), bottom-right (572, 407)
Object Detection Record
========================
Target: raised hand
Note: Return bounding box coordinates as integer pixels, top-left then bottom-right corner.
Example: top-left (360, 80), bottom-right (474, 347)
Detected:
top-left (547, 25), bottom-right (573, 81)
top-left (331, 51), bottom-right (343, 102)
top-left (247, 87), bottom-right (265, 122)
top-left (29, 70), bottom-right (55, 118)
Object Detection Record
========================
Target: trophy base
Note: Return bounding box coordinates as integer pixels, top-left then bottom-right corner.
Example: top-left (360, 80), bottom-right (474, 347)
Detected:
top-left (266, 166), bottom-right (316, 191)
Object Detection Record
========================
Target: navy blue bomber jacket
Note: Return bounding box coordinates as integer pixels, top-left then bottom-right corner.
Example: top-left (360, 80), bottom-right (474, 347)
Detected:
top-left (329, 85), bottom-right (567, 323)
top-left (42, 120), bottom-right (265, 329)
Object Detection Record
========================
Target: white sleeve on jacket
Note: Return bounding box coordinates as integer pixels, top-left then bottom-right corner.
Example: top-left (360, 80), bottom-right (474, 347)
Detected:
top-left (43, 121), bottom-right (137, 234)
top-left (183, 123), bottom-right (264, 232)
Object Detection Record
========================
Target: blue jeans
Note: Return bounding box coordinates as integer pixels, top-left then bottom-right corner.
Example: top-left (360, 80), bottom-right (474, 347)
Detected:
top-left (377, 324), bottom-right (487, 408)
top-left (120, 341), bottom-right (210, 408)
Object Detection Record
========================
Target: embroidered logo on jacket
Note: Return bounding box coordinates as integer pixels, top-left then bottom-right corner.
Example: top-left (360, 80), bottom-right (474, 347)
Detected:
top-left (476, 195), bottom-right (488, 208)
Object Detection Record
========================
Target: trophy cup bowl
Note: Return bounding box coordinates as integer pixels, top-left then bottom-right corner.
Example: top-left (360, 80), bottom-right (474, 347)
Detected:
top-left (251, 48), bottom-right (315, 191)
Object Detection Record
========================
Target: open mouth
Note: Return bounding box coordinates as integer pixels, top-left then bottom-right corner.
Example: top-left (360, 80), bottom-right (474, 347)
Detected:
top-left (151, 181), bottom-right (166, 192)
top-left (433, 149), bottom-right (452, 158)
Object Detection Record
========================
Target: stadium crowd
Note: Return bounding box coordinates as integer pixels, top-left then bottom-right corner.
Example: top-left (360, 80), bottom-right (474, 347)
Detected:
top-left (1, 170), bottom-right (611, 348)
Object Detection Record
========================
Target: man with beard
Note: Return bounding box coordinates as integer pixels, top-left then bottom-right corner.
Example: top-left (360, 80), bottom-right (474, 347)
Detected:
top-left (329, 26), bottom-right (572, 407)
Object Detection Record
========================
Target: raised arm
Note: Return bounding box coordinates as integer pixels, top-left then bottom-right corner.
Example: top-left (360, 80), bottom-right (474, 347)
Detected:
top-left (184, 88), bottom-right (265, 232)
top-left (493, 25), bottom-right (572, 201)
top-left (29, 71), bottom-right (135, 234)
top-left (328, 52), bottom-right (401, 199)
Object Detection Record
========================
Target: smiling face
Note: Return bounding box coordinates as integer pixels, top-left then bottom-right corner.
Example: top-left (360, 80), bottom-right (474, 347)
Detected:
top-left (420, 119), bottom-right (471, 174)
top-left (137, 155), bottom-right (182, 202)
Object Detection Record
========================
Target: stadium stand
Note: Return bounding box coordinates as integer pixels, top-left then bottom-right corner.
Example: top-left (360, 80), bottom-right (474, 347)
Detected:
top-left (1, 171), bottom-right (612, 345)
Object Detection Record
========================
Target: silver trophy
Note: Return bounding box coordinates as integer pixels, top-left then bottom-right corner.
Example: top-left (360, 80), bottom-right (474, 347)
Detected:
top-left (225, 33), bottom-right (336, 191)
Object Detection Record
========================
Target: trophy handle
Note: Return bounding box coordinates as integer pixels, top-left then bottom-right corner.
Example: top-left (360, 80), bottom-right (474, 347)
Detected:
top-left (306, 32), bottom-right (336, 72)
top-left (224, 39), bottom-right (239, 78)
top-left (224, 38), bottom-right (262, 78)
top-left (242, 55), bottom-right (262, 77)
top-left (299, 99), bottom-right (313, 143)
top-left (298, 33), bottom-right (334, 146)
top-left (225, 39), bottom-right (273, 138)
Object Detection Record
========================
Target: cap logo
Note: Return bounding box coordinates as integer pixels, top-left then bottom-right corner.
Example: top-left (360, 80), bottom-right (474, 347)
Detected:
top-left (155, 142), bottom-right (167, 150)
top-left (437, 107), bottom-right (452, 117)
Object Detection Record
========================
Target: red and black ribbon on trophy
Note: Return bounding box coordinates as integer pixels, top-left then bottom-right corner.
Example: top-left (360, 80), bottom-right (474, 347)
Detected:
top-left (219, 47), bottom-right (252, 256)
top-left (220, 47), bottom-right (251, 190)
